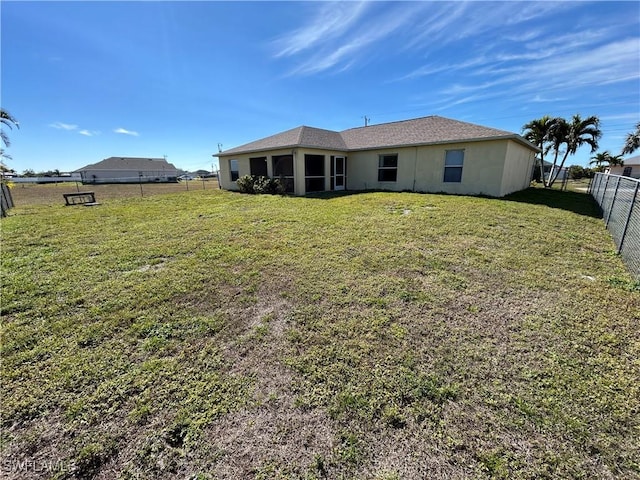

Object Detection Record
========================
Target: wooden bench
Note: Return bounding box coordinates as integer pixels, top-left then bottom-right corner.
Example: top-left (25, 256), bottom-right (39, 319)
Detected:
top-left (63, 192), bottom-right (98, 206)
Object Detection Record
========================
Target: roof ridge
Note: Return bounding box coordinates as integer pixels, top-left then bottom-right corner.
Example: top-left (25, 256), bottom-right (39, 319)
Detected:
top-left (341, 115), bottom-right (439, 133)
top-left (296, 125), bottom-right (306, 144)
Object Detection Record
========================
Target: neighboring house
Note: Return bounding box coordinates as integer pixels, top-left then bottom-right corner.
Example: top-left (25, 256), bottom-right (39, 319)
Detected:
top-left (609, 155), bottom-right (640, 179)
top-left (214, 116), bottom-right (539, 197)
top-left (75, 157), bottom-right (178, 184)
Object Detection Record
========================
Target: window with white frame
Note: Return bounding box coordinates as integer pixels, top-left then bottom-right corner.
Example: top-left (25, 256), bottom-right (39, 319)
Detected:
top-left (443, 149), bottom-right (464, 183)
top-left (229, 159), bottom-right (239, 181)
top-left (378, 154), bottom-right (397, 182)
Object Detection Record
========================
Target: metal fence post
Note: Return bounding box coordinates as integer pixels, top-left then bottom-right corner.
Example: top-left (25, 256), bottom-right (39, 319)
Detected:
top-left (618, 181), bottom-right (640, 254)
top-left (605, 176), bottom-right (621, 227)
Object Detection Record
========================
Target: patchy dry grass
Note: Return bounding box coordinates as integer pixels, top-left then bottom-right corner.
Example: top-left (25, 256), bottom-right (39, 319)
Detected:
top-left (1, 185), bottom-right (638, 479)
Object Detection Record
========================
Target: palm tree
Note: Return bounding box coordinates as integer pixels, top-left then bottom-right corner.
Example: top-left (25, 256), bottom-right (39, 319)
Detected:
top-left (522, 115), bottom-right (556, 187)
top-left (548, 114), bottom-right (601, 187)
top-left (608, 153), bottom-right (625, 167)
top-left (589, 151), bottom-right (624, 171)
top-left (0, 148), bottom-right (12, 162)
top-left (1, 109), bottom-right (19, 147)
top-left (621, 122), bottom-right (640, 155)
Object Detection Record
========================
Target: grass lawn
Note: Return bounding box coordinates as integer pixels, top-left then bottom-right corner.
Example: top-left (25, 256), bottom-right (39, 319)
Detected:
top-left (1, 185), bottom-right (639, 479)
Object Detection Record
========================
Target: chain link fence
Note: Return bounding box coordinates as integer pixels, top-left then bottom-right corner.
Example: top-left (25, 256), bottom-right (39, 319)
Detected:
top-left (589, 172), bottom-right (640, 280)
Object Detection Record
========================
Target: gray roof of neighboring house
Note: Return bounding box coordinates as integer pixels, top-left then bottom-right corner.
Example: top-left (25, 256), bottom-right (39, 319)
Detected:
top-left (75, 157), bottom-right (178, 172)
top-left (216, 115), bottom-right (539, 157)
top-left (622, 155), bottom-right (640, 165)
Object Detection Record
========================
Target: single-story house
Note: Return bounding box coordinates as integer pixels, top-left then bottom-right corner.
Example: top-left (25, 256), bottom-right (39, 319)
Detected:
top-left (608, 155), bottom-right (640, 179)
top-left (75, 157), bottom-right (178, 184)
top-left (214, 116), bottom-right (539, 197)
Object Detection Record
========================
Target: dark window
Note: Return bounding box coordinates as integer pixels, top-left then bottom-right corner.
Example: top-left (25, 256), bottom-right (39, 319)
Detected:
top-left (305, 154), bottom-right (324, 177)
top-left (443, 150), bottom-right (464, 183)
top-left (229, 159), bottom-right (239, 181)
top-left (378, 154), bottom-right (397, 182)
top-left (250, 157), bottom-right (268, 176)
top-left (305, 178), bottom-right (325, 192)
top-left (623, 166), bottom-right (632, 177)
top-left (304, 154), bottom-right (325, 192)
top-left (272, 155), bottom-right (293, 177)
top-left (272, 155), bottom-right (294, 193)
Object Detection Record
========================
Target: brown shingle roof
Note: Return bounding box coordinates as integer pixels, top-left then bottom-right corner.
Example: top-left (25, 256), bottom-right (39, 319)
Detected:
top-left (341, 116), bottom-right (519, 150)
top-left (216, 116), bottom-right (537, 156)
top-left (219, 126), bottom-right (346, 156)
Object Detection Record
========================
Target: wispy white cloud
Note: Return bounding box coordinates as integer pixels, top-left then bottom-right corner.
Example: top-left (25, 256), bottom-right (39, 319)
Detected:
top-left (501, 38), bottom-right (640, 92)
top-left (272, 1), bottom-right (580, 77)
top-left (273, 1), bottom-right (369, 58)
top-left (416, 34), bottom-right (640, 114)
top-left (49, 122), bottom-right (78, 131)
top-left (403, 2), bottom-right (473, 49)
top-left (531, 94), bottom-right (568, 103)
top-left (600, 113), bottom-right (640, 122)
top-left (278, 2), bottom-right (428, 76)
top-left (79, 129), bottom-right (100, 137)
top-left (50, 121), bottom-right (102, 137)
top-left (287, 7), bottom-right (417, 76)
top-left (394, 57), bottom-right (488, 82)
top-left (114, 127), bottom-right (139, 137)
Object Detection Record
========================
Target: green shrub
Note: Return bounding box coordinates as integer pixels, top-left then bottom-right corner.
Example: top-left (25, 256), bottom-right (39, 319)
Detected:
top-left (236, 175), bottom-right (284, 195)
top-left (236, 175), bottom-right (256, 194)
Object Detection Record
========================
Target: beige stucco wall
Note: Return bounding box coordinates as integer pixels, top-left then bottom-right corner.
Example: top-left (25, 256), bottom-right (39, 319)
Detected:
top-left (219, 139), bottom-right (536, 197)
top-left (500, 140), bottom-right (537, 196)
top-left (347, 140), bottom-right (520, 197)
top-left (609, 164), bottom-right (640, 179)
top-left (219, 148), bottom-right (294, 191)
top-left (218, 148), bottom-right (348, 194)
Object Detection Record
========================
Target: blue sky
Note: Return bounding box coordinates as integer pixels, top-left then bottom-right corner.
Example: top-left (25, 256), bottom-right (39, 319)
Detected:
top-left (2, 1), bottom-right (639, 173)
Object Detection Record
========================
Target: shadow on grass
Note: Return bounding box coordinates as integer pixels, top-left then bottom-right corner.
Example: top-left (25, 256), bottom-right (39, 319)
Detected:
top-left (305, 187), bottom-right (602, 218)
top-left (503, 187), bottom-right (602, 218)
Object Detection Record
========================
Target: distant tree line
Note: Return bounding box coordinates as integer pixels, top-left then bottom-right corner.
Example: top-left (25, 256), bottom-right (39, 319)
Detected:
top-left (20, 169), bottom-right (63, 177)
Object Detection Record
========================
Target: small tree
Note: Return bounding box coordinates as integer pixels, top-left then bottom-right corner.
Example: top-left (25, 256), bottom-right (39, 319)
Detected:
top-left (568, 165), bottom-right (584, 180)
